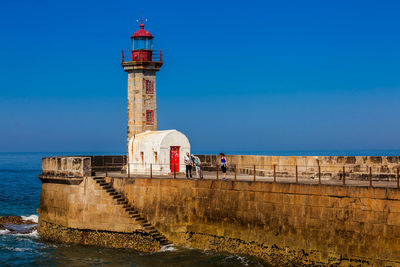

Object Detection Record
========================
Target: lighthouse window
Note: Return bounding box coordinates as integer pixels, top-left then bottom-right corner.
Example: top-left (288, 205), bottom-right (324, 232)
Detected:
top-left (145, 80), bottom-right (154, 94)
top-left (134, 38), bottom-right (153, 50)
top-left (146, 110), bottom-right (154, 124)
top-left (134, 38), bottom-right (146, 50)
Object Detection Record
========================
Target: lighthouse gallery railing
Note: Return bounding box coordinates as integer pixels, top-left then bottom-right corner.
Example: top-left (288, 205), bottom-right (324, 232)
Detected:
top-left (121, 50), bottom-right (162, 63)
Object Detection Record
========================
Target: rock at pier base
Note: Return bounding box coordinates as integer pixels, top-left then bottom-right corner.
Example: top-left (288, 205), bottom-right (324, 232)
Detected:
top-left (176, 231), bottom-right (372, 267)
top-left (38, 220), bottom-right (162, 253)
top-left (0, 216), bottom-right (36, 225)
top-left (0, 216), bottom-right (37, 234)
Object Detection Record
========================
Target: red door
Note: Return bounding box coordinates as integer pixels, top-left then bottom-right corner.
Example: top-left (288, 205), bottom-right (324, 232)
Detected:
top-left (170, 146), bottom-right (180, 172)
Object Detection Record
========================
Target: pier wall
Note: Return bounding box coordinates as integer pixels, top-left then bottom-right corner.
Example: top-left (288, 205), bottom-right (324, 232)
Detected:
top-left (109, 178), bottom-right (400, 265)
top-left (38, 176), bottom-right (159, 251)
top-left (39, 178), bottom-right (142, 233)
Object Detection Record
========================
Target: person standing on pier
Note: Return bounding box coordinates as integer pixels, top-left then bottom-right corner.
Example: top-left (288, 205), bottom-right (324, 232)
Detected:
top-left (184, 152), bottom-right (192, 179)
top-left (192, 155), bottom-right (203, 179)
top-left (220, 153), bottom-right (228, 180)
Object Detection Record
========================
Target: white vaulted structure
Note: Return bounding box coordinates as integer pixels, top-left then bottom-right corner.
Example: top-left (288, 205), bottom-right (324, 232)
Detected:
top-left (128, 130), bottom-right (190, 175)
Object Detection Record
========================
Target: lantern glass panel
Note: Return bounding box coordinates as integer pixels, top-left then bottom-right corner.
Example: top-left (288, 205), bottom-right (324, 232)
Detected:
top-left (134, 38), bottom-right (153, 50)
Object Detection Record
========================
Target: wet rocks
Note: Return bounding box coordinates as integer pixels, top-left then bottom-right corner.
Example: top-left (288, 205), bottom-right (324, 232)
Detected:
top-left (0, 216), bottom-right (36, 225)
top-left (38, 220), bottom-right (161, 253)
top-left (0, 216), bottom-right (37, 235)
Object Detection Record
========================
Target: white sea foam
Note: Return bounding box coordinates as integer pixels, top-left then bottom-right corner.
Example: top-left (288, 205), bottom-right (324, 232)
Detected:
top-left (21, 215), bottom-right (38, 224)
top-left (14, 230), bottom-right (39, 238)
top-left (235, 255), bottom-right (249, 266)
top-left (7, 247), bottom-right (32, 252)
top-left (221, 255), bottom-right (250, 266)
top-left (0, 229), bottom-right (10, 235)
top-left (159, 244), bottom-right (176, 252)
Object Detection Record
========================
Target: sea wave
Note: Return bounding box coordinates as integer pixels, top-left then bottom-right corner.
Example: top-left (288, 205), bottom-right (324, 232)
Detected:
top-left (21, 215), bottom-right (38, 224)
top-left (231, 255), bottom-right (250, 266)
top-left (13, 230), bottom-right (39, 238)
top-left (159, 244), bottom-right (176, 252)
top-left (0, 229), bottom-right (10, 235)
top-left (5, 247), bottom-right (33, 252)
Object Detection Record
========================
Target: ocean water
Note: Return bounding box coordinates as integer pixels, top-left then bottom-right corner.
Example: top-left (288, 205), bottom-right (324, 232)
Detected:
top-left (0, 152), bottom-right (268, 266)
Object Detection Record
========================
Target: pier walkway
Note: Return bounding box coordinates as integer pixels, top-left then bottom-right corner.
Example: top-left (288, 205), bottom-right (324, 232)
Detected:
top-left (96, 170), bottom-right (400, 189)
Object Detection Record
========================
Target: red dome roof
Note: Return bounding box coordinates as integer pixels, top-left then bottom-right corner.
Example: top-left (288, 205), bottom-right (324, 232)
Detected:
top-left (131, 23), bottom-right (154, 39)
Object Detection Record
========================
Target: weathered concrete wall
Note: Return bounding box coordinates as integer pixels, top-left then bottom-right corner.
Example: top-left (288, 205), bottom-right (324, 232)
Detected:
top-left (42, 157), bottom-right (91, 177)
top-left (38, 177), bottom-right (164, 252)
top-left (39, 177), bottom-right (142, 233)
top-left (41, 156), bottom-right (126, 178)
top-left (109, 178), bottom-right (400, 265)
top-left (197, 155), bottom-right (400, 180)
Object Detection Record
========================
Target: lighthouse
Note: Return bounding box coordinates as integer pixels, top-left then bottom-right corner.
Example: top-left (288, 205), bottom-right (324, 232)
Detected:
top-left (121, 21), bottom-right (163, 145)
top-left (122, 22), bottom-right (190, 174)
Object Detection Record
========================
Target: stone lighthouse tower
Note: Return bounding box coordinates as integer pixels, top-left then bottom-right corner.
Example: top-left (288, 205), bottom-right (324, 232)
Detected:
top-left (121, 21), bottom-right (163, 146)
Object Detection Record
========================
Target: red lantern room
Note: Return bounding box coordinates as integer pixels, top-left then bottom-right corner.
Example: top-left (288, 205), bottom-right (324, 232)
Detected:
top-left (121, 21), bottom-right (162, 64)
top-left (131, 22), bottom-right (154, 61)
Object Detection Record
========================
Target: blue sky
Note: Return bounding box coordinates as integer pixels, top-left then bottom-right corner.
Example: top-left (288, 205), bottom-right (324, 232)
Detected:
top-left (0, 0), bottom-right (399, 153)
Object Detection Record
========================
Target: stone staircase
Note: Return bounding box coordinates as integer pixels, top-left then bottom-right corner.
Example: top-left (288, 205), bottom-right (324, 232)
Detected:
top-left (93, 177), bottom-right (171, 246)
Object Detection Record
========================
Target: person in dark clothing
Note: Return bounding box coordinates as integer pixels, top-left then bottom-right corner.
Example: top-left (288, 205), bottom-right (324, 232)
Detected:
top-left (220, 152), bottom-right (228, 180)
top-left (184, 152), bottom-right (192, 179)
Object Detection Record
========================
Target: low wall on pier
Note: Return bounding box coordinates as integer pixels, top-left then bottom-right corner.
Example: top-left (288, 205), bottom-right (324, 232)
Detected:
top-left (41, 155), bottom-right (126, 178)
top-left (197, 155), bottom-right (400, 180)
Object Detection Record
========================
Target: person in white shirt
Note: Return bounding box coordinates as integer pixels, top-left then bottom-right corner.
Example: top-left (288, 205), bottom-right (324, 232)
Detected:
top-left (184, 152), bottom-right (192, 179)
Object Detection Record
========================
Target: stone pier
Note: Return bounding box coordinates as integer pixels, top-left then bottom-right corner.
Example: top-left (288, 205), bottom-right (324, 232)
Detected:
top-left (38, 155), bottom-right (400, 266)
